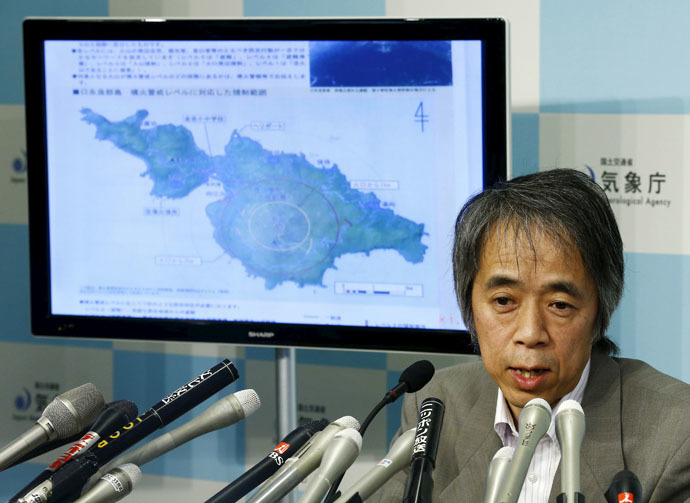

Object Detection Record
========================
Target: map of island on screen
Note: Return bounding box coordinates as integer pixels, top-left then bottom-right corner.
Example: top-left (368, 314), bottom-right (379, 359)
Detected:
top-left (41, 35), bottom-right (486, 334)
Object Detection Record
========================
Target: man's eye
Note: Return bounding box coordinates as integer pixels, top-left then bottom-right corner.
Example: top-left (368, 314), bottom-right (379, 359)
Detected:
top-left (495, 297), bottom-right (512, 306)
top-left (552, 301), bottom-right (571, 310)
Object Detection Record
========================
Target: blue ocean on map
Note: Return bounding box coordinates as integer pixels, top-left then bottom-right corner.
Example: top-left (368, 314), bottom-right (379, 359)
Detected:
top-left (309, 41), bottom-right (452, 87)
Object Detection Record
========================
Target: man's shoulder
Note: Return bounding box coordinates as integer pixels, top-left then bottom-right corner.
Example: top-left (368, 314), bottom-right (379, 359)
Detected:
top-left (414, 357), bottom-right (494, 405)
top-left (615, 355), bottom-right (690, 406)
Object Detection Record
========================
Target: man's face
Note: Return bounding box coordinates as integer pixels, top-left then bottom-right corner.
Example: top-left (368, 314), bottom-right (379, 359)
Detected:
top-left (471, 229), bottom-right (597, 420)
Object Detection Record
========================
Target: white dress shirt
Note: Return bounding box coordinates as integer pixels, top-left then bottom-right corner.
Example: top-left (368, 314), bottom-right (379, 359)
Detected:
top-left (493, 359), bottom-right (591, 502)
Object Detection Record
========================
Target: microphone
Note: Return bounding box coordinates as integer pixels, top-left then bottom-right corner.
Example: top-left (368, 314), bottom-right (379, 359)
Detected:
top-left (402, 397), bottom-right (445, 503)
top-left (323, 360), bottom-right (435, 503)
top-left (72, 464), bottom-right (141, 503)
top-left (497, 398), bottom-right (552, 503)
top-left (332, 427), bottom-right (416, 503)
top-left (605, 470), bottom-right (642, 503)
top-left (555, 400), bottom-right (585, 503)
top-left (7, 400), bottom-right (137, 470)
top-left (298, 428), bottom-right (362, 503)
top-left (246, 416), bottom-right (360, 503)
top-left (204, 419), bottom-right (329, 503)
top-left (53, 400), bottom-right (140, 471)
top-left (89, 389), bottom-right (260, 485)
top-left (384, 360), bottom-right (436, 405)
top-left (10, 400), bottom-right (138, 502)
top-left (0, 383), bottom-right (105, 472)
top-left (13, 360), bottom-right (239, 503)
top-left (483, 447), bottom-right (514, 503)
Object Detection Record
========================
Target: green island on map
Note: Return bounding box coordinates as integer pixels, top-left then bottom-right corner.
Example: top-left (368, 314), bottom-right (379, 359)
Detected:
top-left (81, 108), bottom-right (427, 289)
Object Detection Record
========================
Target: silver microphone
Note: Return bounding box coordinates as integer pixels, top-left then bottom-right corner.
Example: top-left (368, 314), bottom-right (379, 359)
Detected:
top-left (497, 398), bottom-right (552, 503)
top-left (86, 389), bottom-right (260, 488)
top-left (0, 383), bottom-right (105, 471)
top-left (555, 400), bottom-right (585, 502)
top-left (73, 464), bottom-right (142, 503)
top-left (333, 427), bottom-right (416, 503)
top-left (247, 416), bottom-right (360, 503)
top-left (483, 446), bottom-right (514, 503)
top-left (298, 428), bottom-right (362, 503)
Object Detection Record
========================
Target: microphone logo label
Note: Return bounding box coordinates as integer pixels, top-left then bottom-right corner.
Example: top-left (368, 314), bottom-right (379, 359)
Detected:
top-left (268, 451), bottom-right (285, 466)
top-left (161, 369), bottom-right (213, 405)
top-left (273, 442), bottom-right (290, 455)
top-left (103, 472), bottom-right (125, 493)
top-left (49, 432), bottom-right (97, 470)
top-left (619, 494), bottom-right (633, 503)
top-left (521, 422), bottom-right (535, 446)
top-left (412, 403), bottom-right (433, 454)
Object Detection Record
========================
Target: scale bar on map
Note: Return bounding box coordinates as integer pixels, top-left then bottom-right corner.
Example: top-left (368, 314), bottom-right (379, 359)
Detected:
top-left (350, 180), bottom-right (399, 190)
top-left (334, 282), bottom-right (422, 297)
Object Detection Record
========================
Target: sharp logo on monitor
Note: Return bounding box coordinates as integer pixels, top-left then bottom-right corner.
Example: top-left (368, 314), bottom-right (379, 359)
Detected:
top-left (249, 331), bottom-right (275, 339)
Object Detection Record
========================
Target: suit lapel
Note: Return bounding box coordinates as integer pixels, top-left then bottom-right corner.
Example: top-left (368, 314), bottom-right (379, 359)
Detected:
top-left (549, 350), bottom-right (624, 502)
top-left (439, 367), bottom-right (503, 502)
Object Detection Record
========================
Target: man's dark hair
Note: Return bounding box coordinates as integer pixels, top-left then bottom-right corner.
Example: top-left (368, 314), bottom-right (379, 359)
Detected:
top-left (452, 168), bottom-right (624, 355)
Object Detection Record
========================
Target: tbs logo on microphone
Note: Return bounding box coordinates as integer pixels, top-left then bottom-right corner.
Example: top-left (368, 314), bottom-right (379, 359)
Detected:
top-left (268, 442), bottom-right (291, 466)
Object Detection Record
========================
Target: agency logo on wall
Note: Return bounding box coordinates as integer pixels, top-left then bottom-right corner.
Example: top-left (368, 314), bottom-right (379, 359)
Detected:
top-left (10, 149), bottom-right (27, 184)
top-left (582, 158), bottom-right (672, 210)
top-left (14, 387), bottom-right (31, 412)
top-left (11, 381), bottom-right (61, 423)
top-left (540, 114), bottom-right (688, 255)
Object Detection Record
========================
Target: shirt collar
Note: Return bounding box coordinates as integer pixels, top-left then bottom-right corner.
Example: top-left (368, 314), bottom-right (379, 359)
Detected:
top-left (493, 357), bottom-right (591, 444)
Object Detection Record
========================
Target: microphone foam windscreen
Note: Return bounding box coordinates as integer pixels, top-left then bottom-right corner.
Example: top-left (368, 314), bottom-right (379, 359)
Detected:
top-left (336, 416), bottom-right (361, 430)
top-left (106, 400), bottom-right (139, 421)
top-left (236, 389), bottom-right (262, 417)
top-left (43, 383), bottom-right (105, 437)
top-left (399, 360), bottom-right (435, 392)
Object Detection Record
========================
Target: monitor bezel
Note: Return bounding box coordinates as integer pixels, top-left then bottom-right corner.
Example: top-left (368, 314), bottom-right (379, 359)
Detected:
top-left (24, 17), bottom-right (508, 354)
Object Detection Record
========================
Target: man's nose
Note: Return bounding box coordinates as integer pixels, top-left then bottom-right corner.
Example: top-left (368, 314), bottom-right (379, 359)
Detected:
top-left (513, 300), bottom-right (547, 347)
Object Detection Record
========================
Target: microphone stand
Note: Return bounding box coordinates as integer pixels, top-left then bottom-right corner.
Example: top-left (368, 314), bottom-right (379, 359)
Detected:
top-left (275, 347), bottom-right (297, 503)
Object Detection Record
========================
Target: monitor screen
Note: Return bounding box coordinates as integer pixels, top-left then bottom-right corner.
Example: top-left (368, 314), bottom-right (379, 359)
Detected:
top-left (24, 17), bottom-right (509, 353)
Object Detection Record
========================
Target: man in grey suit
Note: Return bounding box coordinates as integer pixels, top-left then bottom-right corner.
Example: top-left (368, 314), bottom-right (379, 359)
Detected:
top-left (370, 169), bottom-right (690, 502)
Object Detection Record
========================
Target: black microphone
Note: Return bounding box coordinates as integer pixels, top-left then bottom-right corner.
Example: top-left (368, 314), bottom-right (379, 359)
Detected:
top-left (323, 360), bottom-right (435, 503)
top-left (384, 360), bottom-right (436, 405)
top-left (10, 401), bottom-right (138, 502)
top-left (402, 397), bottom-right (445, 503)
top-left (204, 419), bottom-right (328, 503)
top-left (13, 359), bottom-right (239, 503)
top-left (605, 470), bottom-right (642, 503)
top-left (0, 383), bottom-right (105, 472)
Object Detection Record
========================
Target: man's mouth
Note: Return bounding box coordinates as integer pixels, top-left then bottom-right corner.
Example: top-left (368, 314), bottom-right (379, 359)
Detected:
top-left (513, 368), bottom-right (547, 379)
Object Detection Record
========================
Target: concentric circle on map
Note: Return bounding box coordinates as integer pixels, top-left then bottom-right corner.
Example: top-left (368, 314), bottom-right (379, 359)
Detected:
top-left (217, 177), bottom-right (340, 277)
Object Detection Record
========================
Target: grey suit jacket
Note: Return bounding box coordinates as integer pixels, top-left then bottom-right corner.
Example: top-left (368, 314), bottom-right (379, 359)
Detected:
top-left (368, 350), bottom-right (690, 502)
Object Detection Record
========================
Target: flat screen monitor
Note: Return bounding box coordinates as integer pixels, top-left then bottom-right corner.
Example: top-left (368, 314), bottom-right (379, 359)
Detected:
top-left (24, 17), bottom-right (509, 353)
